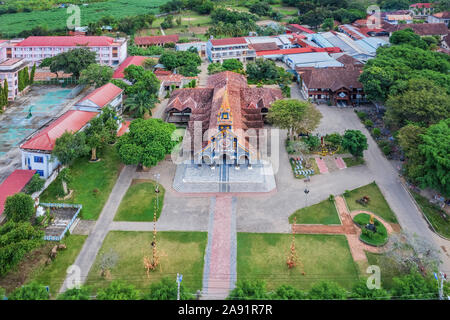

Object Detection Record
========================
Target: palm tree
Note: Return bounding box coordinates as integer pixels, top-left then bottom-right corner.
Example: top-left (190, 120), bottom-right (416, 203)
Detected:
top-left (125, 91), bottom-right (158, 119)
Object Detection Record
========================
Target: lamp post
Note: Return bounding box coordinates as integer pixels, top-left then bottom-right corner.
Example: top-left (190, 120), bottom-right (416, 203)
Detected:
top-left (304, 188), bottom-right (309, 208)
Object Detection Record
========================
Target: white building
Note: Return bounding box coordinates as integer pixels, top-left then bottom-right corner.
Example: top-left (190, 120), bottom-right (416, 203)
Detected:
top-left (427, 12), bottom-right (450, 24)
top-left (0, 58), bottom-right (30, 101)
top-left (5, 36), bottom-right (128, 67)
top-left (175, 42), bottom-right (206, 57)
top-left (206, 37), bottom-right (256, 63)
top-left (283, 52), bottom-right (343, 69)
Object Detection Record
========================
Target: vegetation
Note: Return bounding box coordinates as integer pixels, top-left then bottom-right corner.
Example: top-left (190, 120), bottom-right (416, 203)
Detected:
top-left (341, 130), bottom-right (368, 159)
top-left (144, 277), bottom-right (191, 300)
top-left (289, 199), bottom-right (340, 225)
top-left (116, 118), bottom-right (177, 168)
top-left (96, 281), bottom-right (141, 300)
top-left (114, 180), bottom-right (165, 222)
top-left (57, 286), bottom-right (92, 300)
top-left (412, 192), bottom-right (450, 239)
top-left (344, 182), bottom-right (397, 223)
top-left (3, 193), bottom-right (35, 223)
top-left (87, 231), bottom-right (207, 292)
top-left (237, 233), bottom-right (359, 291)
top-left (159, 51), bottom-right (202, 76)
top-left (7, 282), bottom-right (49, 300)
top-left (24, 174), bottom-right (45, 195)
top-left (79, 64), bottom-right (114, 88)
top-left (41, 145), bottom-right (122, 220)
top-left (353, 213), bottom-right (389, 246)
top-left (246, 58), bottom-right (292, 86)
top-left (46, 48), bottom-right (97, 78)
top-left (342, 157), bottom-right (365, 167)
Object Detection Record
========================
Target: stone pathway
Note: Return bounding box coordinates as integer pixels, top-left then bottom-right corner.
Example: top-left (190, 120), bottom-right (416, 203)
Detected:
top-left (293, 196), bottom-right (394, 262)
top-left (202, 195), bottom-right (237, 299)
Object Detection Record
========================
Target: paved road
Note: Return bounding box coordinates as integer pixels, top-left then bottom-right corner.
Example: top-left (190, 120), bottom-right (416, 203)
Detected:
top-left (59, 165), bottom-right (136, 293)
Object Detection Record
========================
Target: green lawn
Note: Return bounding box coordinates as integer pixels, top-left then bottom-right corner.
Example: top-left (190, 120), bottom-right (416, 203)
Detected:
top-left (353, 213), bottom-right (388, 246)
top-left (289, 199), bottom-right (340, 225)
top-left (40, 145), bottom-right (122, 220)
top-left (344, 182), bottom-right (398, 223)
top-left (366, 252), bottom-right (404, 290)
top-left (343, 157), bottom-right (365, 167)
top-left (237, 233), bottom-right (359, 291)
top-left (87, 231), bottom-right (207, 293)
top-left (412, 192), bottom-right (450, 239)
top-left (114, 180), bottom-right (165, 222)
top-left (28, 235), bottom-right (87, 297)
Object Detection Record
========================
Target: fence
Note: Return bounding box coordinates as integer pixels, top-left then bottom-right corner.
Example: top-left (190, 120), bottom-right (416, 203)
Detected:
top-left (34, 77), bottom-right (78, 86)
top-left (40, 203), bottom-right (82, 241)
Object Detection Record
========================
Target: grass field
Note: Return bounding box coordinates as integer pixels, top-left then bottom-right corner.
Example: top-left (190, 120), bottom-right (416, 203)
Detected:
top-left (344, 182), bottom-right (398, 223)
top-left (237, 233), bottom-right (360, 291)
top-left (366, 252), bottom-right (404, 290)
top-left (289, 199), bottom-right (340, 225)
top-left (40, 145), bottom-right (122, 220)
top-left (412, 191), bottom-right (450, 239)
top-left (0, 0), bottom-right (170, 36)
top-left (114, 180), bottom-right (165, 222)
top-left (87, 231), bottom-right (207, 293)
top-left (29, 235), bottom-right (87, 297)
top-left (353, 213), bottom-right (388, 246)
top-left (343, 157), bottom-right (365, 168)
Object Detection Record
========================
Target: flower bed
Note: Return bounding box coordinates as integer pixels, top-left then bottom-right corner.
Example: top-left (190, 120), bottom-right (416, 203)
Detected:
top-left (353, 213), bottom-right (388, 246)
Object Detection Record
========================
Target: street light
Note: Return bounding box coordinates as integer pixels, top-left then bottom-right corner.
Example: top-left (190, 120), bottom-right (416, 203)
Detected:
top-left (304, 188), bottom-right (310, 207)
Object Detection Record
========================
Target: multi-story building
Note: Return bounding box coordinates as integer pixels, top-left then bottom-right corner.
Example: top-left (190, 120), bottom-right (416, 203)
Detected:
top-left (0, 40), bottom-right (8, 61)
top-left (134, 35), bottom-right (179, 48)
top-left (409, 3), bottom-right (434, 18)
top-left (5, 36), bottom-right (128, 67)
top-left (0, 58), bottom-right (30, 102)
top-left (206, 37), bottom-right (256, 63)
top-left (427, 11), bottom-right (450, 24)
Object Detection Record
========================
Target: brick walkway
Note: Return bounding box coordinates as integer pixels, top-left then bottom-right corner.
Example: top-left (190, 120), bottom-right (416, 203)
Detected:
top-left (315, 157), bottom-right (329, 174)
top-left (335, 157), bottom-right (347, 170)
top-left (293, 196), bottom-right (393, 262)
top-left (202, 195), bottom-right (237, 299)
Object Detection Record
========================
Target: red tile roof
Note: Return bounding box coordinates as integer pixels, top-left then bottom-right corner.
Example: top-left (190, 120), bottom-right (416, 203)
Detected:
top-left (0, 40), bottom-right (7, 44)
top-left (432, 11), bottom-right (450, 19)
top-left (288, 24), bottom-right (315, 34)
top-left (382, 21), bottom-right (448, 35)
top-left (256, 46), bottom-right (341, 56)
top-left (0, 170), bottom-right (36, 215)
top-left (134, 35), bottom-right (179, 46)
top-left (113, 56), bottom-right (149, 79)
top-left (77, 83), bottom-right (123, 108)
top-left (250, 42), bottom-right (280, 52)
top-left (410, 3), bottom-right (432, 8)
top-left (210, 37), bottom-right (247, 46)
top-left (117, 121), bottom-right (131, 137)
top-left (15, 36), bottom-right (116, 47)
top-left (21, 110), bottom-right (98, 151)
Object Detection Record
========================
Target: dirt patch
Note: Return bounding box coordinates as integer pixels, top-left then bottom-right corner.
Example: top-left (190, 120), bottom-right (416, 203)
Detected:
top-left (182, 17), bottom-right (197, 22)
top-left (390, 223), bottom-right (402, 232)
top-left (0, 243), bottom-right (53, 294)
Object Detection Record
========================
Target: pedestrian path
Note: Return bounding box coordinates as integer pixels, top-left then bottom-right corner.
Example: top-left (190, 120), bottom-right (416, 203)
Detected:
top-left (335, 157), bottom-right (347, 170)
top-left (315, 157), bottom-right (329, 174)
top-left (202, 195), bottom-right (237, 299)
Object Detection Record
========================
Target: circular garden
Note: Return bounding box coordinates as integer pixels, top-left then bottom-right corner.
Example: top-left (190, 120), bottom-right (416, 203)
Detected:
top-left (353, 213), bottom-right (389, 246)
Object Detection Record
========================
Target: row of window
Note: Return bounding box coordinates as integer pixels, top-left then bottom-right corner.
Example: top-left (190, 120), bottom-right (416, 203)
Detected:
top-left (14, 47), bottom-right (113, 52)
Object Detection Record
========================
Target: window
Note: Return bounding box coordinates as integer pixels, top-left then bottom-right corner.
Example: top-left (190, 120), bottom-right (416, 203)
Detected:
top-left (36, 170), bottom-right (44, 177)
top-left (34, 156), bottom-right (44, 163)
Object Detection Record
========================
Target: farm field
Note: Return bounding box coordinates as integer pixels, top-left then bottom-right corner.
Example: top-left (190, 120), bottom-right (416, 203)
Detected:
top-left (0, 0), bottom-right (170, 36)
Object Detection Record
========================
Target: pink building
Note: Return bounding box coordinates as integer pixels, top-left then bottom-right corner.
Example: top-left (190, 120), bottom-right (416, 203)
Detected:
top-left (0, 58), bottom-right (29, 101)
top-left (5, 36), bottom-right (128, 67)
top-left (0, 40), bottom-right (8, 61)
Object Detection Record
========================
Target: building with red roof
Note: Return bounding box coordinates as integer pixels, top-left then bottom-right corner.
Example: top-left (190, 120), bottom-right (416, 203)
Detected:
top-left (74, 83), bottom-right (124, 113)
top-left (0, 170), bottom-right (36, 216)
top-left (428, 11), bottom-right (450, 24)
top-left (20, 110), bottom-right (98, 178)
top-left (134, 35), bottom-right (179, 48)
top-left (112, 56), bottom-right (151, 79)
top-left (154, 70), bottom-right (198, 96)
top-left (256, 46), bottom-right (341, 57)
top-left (0, 58), bottom-right (30, 103)
top-left (410, 3), bottom-right (434, 17)
top-left (0, 40), bottom-right (8, 61)
top-left (287, 24), bottom-right (316, 35)
top-left (207, 37), bottom-right (256, 63)
top-left (5, 36), bottom-right (128, 67)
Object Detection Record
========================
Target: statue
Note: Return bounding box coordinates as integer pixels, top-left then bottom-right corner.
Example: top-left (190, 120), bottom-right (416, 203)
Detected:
top-left (365, 214), bottom-right (377, 232)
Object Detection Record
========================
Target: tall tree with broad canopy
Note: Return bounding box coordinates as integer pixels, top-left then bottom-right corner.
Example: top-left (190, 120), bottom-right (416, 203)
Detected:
top-left (417, 118), bottom-right (450, 197)
top-left (4, 193), bottom-right (35, 222)
top-left (116, 119), bottom-right (177, 169)
top-left (79, 64), bottom-right (114, 88)
top-left (96, 281), bottom-right (141, 300)
top-left (52, 131), bottom-right (89, 166)
top-left (48, 48), bottom-right (97, 78)
top-left (57, 286), bottom-right (92, 300)
top-left (267, 99), bottom-right (321, 138)
top-left (143, 277), bottom-right (191, 300)
top-left (123, 65), bottom-right (160, 96)
top-left (8, 282), bottom-right (49, 300)
top-left (341, 130), bottom-right (368, 158)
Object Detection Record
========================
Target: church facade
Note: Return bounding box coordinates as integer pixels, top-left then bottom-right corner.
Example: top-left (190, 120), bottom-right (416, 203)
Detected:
top-left (165, 71), bottom-right (283, 167)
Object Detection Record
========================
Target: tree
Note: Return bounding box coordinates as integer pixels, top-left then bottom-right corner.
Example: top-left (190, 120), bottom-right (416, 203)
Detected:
top-left (390, 29), bottom-right (428, 50)
top-left (123, 65), bottom-right (160, 96)
top-left (29, 64), bottom-right (36, 86)
top-left (397, 124), bottom-right (426, 181)
top-left (84, 117), bottom-right (110, 161)
top-left (96, 281), bottom-right (141, 300)
top-left (386, 231), bottom-right (441, 274)
top-left (391, 271), bottom-right (437, 300)
top-left (324, 132), bottom-right (342, 147)
top-left (417, 119), bottom-right (450, 197)
top-left (143, 58), bottom-right (157, 70)
top-left (207, 62), bottom-right (225, 75)
top-left (79, 64), bottom-right (114, 88)
top-left (349, 279), bottom-right (389, 300)
top-left (359, 65), bottom-right (395, 103)
top-left (307, 281), bottom-right (347, 300)
top-left (24, 174), bottom-right (45, 195)
top-left (3, 79), bottom-right (8, 106)
top-left (322, 17), bottom-right (334, 31)
top-left (144, 277), bottom-right (190, 300)
top-left (0, 221), bottom-right (44, 276)
top-left (297, 103), bottom-right (322, 135)
top-left (267, 99), bottom-right (312, 138)
top-left (58, 168), bottom-right (72, 197)
top-left (8, 282), bottom-right (49, 300)
top-left (246, 58), bottom-right (279, 83)
top-left (341, 130), bottom-right (368, 158)
top-left (222, 59), bottom-right (243, 73)
top-left (385, 79), bottom-right (450, 128)
top-left (116, 119), bottom-right (176, 168)
top-left (270, 285), bottom-right (307, 300)
top-left (99, 249), bottom-right (118, 279)
top-left (249, 1), bottom-right (272, 16)
top-left (52, 131), bottom-right (89, 166)
top-left (227, 280), bottom-right (268, 300)
top-left (125, 91), bottom-right (158, 118)
top-left (58, 286), bottom-right (91, 300)
top-left (49, 48), bottom-right (97, 78)
top-left (300, 8), bottom-right (332, 29)
top-left (4, 193), bottom-right (35, 223)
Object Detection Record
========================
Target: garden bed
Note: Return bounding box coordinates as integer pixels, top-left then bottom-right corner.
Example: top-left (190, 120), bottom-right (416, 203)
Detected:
top-left (353, 213), bottom-right (388, 246)
top-left (289, 157), bottom-right (317, 179)
top-left (40, 203), bottom-right (82, 241)
top-left (412, 191), bottom-right (450, 239)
